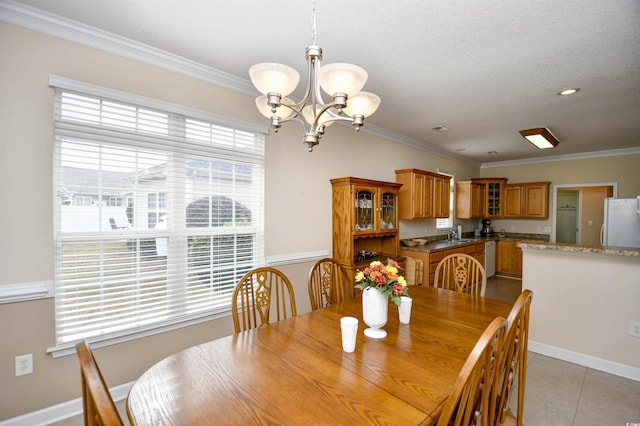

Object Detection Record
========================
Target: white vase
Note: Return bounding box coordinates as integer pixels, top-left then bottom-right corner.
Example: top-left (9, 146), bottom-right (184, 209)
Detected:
top-left (362, 287), bottom-right (388, 339)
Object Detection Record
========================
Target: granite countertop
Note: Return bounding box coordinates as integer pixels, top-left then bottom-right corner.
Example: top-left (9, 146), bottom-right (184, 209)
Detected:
top-left (400, 233), bottom-right (550, 253)
top-left (402, 236), bottom-right (496, 253)
top-left (517, 240), bottom-right (640, 258)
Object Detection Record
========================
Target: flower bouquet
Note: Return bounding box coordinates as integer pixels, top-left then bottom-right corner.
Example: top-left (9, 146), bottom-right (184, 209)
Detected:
top-left (355, 259), bottom-right (408, 306)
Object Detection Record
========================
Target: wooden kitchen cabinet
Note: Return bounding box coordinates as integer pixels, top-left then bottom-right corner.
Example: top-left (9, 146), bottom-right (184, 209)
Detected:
top-left (471, 178), bottom-right (507, 218)
top-left (496, 240), bottom-right (522, 277)
top-left (331, 177), bottom-right (403, 292)
top-left (523, 182), bottom-right (550, 218)
top-left (433, 174), bottom-right (451, 218)
top-left (456, 181), bottom-right (486, 218)
top-left (504, 185), bottom-right (523, 217)
top-left (503, 182), bottom-right (550, 219)
top-left (395, 169), bottom-right (451, 219)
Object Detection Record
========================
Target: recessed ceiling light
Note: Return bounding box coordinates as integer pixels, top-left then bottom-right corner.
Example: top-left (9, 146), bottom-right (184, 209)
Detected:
top-left (557, 88), bottom-right (580, 96)
top-left (432, 125), bottom-right (449, 132)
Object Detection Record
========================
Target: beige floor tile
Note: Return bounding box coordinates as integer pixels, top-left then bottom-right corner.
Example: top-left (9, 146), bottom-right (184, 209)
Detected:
top-left (518, 354), bottom-right (586, 426)
top-left (572, 368), bottom-right (640, 426)
top-left (485, 276), bottom-right (522, 304)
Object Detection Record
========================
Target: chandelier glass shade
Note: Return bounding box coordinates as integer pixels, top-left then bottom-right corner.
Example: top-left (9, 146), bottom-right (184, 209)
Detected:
top-left (249, 9), bottom-right (380, 152)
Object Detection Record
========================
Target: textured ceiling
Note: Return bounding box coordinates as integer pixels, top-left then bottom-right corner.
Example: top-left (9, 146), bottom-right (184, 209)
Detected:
top-left (5, 0), bottom-right (640, 165)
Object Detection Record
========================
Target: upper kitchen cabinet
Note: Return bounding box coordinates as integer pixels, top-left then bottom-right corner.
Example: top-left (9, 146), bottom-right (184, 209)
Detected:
top-left (504, 184), bottom-right (523, 218)
top-left (504, 182), bottom-right (551, 219)
top-left (523, 182), bottom-right (550, 218)
top-left (330, 177), bottom-right (403, 286)
top-left (471, 178), bottom-right (507, 218)
top-left (456, 180), bottom-right (486, 219)
top-left (395, 169), bottom-right (451, 219)
top-left (433, 174), bottom-right (452, 218)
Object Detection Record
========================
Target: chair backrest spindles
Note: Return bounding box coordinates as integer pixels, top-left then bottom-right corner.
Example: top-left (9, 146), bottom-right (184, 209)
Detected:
top-left (232, 267), bottom-right (297, 333)
top-left (437, 316), bottom-right (507, 426)
top-left (308, 258), bottom-right (351, 310)
top-left (495, 289), bottom-right (533, 426)
top-left (434, 253), bottom-right (487, 297)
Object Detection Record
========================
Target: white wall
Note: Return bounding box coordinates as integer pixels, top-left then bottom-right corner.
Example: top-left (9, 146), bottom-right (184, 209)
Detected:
top-left (522, 247), bottom-right (640, 380)
top-left (0, 21), bottom-right (477, 420)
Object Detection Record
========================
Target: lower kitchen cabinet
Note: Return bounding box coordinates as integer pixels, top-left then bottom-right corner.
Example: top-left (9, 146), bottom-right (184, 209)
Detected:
top-left (400, 243), bottom-right (485, 287)
top-left (496, 240), bottom-right (522, 277)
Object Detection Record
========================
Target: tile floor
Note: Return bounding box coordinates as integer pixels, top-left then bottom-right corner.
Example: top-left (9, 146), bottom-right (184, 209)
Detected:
top-left (50, 276), bottom-right (640, 426)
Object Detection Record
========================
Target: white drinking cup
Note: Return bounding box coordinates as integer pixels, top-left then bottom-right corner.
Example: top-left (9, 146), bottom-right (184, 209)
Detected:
top-left (399, 296), bottom-right (413, 324)
top-left (340, 316), bottom-right (359, 353)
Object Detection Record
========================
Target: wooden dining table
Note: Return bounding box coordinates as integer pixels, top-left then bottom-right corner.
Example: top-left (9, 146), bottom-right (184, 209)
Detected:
top-left (127, 286), bottom-right (512, 425)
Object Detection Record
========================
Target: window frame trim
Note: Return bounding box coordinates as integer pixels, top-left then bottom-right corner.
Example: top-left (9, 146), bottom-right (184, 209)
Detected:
top-left (49, 76), bottom-right (267, 355)
top-left (48, 75), bottom-right (268, 136)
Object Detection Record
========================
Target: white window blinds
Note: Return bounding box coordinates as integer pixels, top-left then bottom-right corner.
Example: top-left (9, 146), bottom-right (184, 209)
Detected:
top-left (52, 81), bottom-right (265, 351)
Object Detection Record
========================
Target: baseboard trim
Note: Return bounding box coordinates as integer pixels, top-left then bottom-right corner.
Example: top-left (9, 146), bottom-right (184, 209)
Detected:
top-left (0, 382), bottom-right (133, 426)
top-left (529, 340), bottom-right (640, 382)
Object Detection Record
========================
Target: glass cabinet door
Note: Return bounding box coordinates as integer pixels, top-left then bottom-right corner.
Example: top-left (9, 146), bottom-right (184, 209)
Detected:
top-left (354, 189), bottom-right (375, 232)
top-left (380, 191), bottom-right (397, 230)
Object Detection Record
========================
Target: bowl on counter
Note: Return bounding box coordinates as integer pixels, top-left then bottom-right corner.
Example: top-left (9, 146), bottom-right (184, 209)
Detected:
top-left (412, 239), bottom-right (428, 246)
top-left (401, 240), bottom-right (419, 247)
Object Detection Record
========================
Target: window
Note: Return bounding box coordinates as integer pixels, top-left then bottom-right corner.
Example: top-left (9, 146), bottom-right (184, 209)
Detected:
top-left (436, 172), bottom-right (454, 230)
top-left (51, 78), bottom-right (266, 352)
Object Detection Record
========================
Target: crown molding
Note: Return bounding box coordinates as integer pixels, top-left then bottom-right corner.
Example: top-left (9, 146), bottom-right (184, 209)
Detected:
top-left (0, 1), bottom-right (478, 167)
top-left (3, 1), bottom-right (634, 170)
top-left (480, 147), bottom-right (640, 168)
top-left (0, 0), bottom-right (256, 96)
top-left (360, 122), bottom-right (481, 167)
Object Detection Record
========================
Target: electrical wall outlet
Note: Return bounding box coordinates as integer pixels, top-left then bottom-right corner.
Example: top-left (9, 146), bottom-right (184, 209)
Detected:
top-left (15, 354), bottom-right (33, 376)
top-left (630, 321), bottom-right (640, 338)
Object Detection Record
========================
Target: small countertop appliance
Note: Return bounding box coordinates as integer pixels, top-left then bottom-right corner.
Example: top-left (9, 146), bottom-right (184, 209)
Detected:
top-left (481, 219), bottom-right (494, 237)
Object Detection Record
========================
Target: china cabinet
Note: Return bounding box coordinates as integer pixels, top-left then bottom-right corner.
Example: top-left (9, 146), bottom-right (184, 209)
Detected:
top-left (330, 177), bottom-right (403, 293)
top-left (395, 169), bottom-right (451, 219)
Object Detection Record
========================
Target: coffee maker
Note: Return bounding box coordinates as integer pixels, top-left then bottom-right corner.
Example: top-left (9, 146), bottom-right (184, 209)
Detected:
top-left (481, 218), bottom-right (493, 237)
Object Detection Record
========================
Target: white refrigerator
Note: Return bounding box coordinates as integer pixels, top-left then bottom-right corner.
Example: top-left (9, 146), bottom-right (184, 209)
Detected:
top-left (600, 197), bottom-right (640, 248)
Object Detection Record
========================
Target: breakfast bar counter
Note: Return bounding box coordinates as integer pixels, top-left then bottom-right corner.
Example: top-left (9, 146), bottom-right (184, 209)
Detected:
top-left (517, 240), bottom-right (640, 258)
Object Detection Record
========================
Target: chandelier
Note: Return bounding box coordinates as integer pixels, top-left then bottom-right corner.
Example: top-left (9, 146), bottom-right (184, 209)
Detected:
top-left (249, 4), bottom-right (381, 152)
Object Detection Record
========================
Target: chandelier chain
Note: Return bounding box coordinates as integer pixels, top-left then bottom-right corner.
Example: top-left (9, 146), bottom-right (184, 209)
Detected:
top-left (311, 0), bottom-right (318, 45)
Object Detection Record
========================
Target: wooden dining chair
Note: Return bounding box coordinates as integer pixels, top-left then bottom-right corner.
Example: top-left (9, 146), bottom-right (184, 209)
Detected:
top-left (437, 316), bottom-right (507, 426)
top-left (231, 266), bottom-right (297, 333)
top-left (495, 289), bottom-right (533, 426)
top-left (75, 341), bottom-right (124, 426)
top-left (308, 257), bottom-right (351, 310)
top-left (434, 253), bottom-right (487, 297)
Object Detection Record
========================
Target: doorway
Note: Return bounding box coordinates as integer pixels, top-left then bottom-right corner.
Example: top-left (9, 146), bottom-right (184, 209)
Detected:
top-left (556, 190), bottom-right (578, 243)
top-left (551, 183), bottom-right (616, 246)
